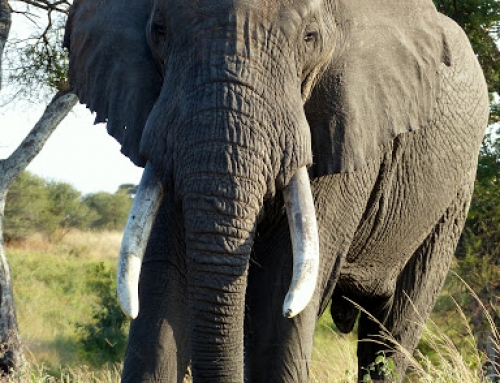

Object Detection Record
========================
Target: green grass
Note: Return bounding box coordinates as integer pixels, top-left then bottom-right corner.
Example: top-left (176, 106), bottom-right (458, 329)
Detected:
top-left (5, 231), bottom-right (499, 382)
top-left (7, 231), bottom-right (120, 369)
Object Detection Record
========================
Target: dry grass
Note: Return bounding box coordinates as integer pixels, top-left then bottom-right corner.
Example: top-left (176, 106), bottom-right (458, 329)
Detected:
top-left (5, 363), bottom-right (123, 382)
top-left (311, 323), bottom-right (358, 382)
top-left (405, 287), bottom-right (500, 383)
top-left (7, 230), bottom-right (122, 262)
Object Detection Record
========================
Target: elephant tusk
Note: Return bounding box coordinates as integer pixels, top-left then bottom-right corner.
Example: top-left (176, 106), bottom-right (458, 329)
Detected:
top-left (282, 167), bottom-right (320, 318)
top-left (117, 162), bottom-right (164, 319)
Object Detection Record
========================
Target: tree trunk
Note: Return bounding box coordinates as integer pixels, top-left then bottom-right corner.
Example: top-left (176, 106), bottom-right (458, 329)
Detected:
top-left (0, 0), bottom-right (11, 90)
top-left (0, 90), bottom-right (78, 373)
top-left (0, 192), bottom-right (22, 374)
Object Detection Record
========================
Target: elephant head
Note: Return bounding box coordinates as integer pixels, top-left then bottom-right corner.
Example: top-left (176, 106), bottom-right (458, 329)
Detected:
top-left (64, 0), bottom-right (447, 380)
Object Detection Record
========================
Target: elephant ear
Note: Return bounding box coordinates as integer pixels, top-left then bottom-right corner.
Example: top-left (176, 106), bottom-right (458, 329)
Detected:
top-left (63, 0), bottom-right (162, 167)
top-left (306, 0), bottom-right (446, 175)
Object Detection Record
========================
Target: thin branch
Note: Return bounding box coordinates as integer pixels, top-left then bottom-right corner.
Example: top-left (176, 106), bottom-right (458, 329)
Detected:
top-left (40, 7), bottom-right (52, 45)
top-left (0, 90), bottom-right (78, 192)
top-left (9, 9), bottom-right (39, 25)
top-left (12, 0), bottom-right (70, 14)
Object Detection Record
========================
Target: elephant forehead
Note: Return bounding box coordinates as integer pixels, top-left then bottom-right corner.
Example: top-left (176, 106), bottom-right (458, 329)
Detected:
top-left (176, 0), bottom-right (277, 15)
top-left (175, 0), bottom-right (320, 20)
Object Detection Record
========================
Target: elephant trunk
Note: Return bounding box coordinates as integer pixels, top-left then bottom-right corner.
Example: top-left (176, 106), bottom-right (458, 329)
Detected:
top-left (181, 166), bottom-right (319, 381)
top-left (182, 171), bottom-right (262, 381)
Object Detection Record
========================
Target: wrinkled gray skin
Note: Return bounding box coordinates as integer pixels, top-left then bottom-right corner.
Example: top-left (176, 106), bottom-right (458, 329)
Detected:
top-left (63, 0), bottom-right (489, 381)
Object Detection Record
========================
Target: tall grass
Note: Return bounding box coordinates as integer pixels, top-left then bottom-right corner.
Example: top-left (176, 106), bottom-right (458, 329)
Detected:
top-left (3, 363), bottom-right (122, 382)
top-left (7, 230), bottom-right (123, 262)
top-left (407, 285), bottom-right (500, 383)
top-left (5, 231), bottom-right (499, 382)
top-left (311, 314), bottom-right (358, 382)
top-left (7, 231), bottom-right (120, 369)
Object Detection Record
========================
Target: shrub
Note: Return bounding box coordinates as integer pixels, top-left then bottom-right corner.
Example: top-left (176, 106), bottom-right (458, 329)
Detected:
top-left (4, 171), bottom-right (95, 242)
top-left (83, 190), bottom-right (132, 231)
top-left (76, 263), bottom-right (129, 367)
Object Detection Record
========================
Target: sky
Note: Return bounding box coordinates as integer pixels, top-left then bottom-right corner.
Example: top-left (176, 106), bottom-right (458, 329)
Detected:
top-left (0, 10), bottom-right (143, 195)
top-left (0, 101), bottom-right (143, 195)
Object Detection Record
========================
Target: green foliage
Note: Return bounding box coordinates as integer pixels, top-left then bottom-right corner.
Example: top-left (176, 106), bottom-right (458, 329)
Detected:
top-left (83, 190), bottom-right (132, 231)
top-left (4, 171), bottom-right (55, 241)
top-left (4, 171), bottom-right (94, 241)
top-left (433, 0), bottom-right (500, 123)
top-left (6, 3), bottom-right (71, 99)
top-left (45, 181), bottom-right (96, 240)
top-left (117, 184), bottom-right (137, 200)
top-left (4, 171), bottom-right (133, 241)
top-left (9, 27), bottom-right (69, 95)
top-left (361, 353), bottom-right (398, 383)
top-left (76, 263), bottom-right (129, 367)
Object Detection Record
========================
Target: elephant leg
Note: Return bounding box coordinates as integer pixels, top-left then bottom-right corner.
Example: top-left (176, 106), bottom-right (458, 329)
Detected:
top-left (356, 297), bottom-right (394, 382)
top-left (121, 199), bottom-right (190, 383)
top-left (246, 301), bottom-right (318, 383)
top-left (245, 216), bottom-right (317, 383)
top-left (356, 184), bottom-right (473, 382)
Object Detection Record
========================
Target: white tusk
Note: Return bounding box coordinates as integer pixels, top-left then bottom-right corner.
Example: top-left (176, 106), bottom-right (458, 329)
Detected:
top-left (117, 162), bottom-right (164, 319)
top-left (282, 167), bottom-right (320, 318)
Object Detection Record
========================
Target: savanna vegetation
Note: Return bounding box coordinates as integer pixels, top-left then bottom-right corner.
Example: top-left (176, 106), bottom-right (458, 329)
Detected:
top-left (4, 171), bottom-right (134, 243)
top-left (0, 0), bottom-right (500, 381)
top-left (3, 229), bottom-right (500, 382)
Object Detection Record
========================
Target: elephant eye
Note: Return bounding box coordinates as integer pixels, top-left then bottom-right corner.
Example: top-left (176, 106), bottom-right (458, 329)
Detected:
top-left (156, 24), bottom-right (166, 36)
top-left (150, 12), bottom-right (167, 45)
top-left (304, 30), bottom-right (318, 43)
top-left (153, 22), bottom-right (167, 40)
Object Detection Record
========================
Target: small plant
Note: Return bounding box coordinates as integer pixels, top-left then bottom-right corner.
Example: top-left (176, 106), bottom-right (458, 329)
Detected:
top-left (361, 353), bottom-right (398, 383)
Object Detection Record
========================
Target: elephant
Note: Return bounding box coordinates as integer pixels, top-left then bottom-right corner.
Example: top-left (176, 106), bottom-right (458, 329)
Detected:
top-left (63, 0), bottom-right (489, 381)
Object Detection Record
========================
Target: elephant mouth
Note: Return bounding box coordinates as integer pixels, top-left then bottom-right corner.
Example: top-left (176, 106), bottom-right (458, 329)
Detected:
top-left (116, 163), bottom-right (319, 320)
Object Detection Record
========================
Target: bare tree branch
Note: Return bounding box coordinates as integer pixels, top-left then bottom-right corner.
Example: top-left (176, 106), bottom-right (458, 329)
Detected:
top-left (12, 0), bottom-right (70, 14)
top-left (0, 89), bottom-right (78, 192)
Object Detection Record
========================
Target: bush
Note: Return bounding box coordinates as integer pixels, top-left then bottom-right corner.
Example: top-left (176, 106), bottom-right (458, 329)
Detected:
top-left (4, 171), bottom-right (95, 242)
top-left (4, 171), bottom-right (51, 241)
top-left (4, 171), bottom-right (133, 242)
top-left (83, 191), bottom-right (132, 231)
top-left (76, 263), bottom-right (129, 367)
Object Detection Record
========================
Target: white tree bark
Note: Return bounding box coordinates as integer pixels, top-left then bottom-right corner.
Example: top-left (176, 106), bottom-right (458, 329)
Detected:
top-left (0, 90), bottom-right (78, 373)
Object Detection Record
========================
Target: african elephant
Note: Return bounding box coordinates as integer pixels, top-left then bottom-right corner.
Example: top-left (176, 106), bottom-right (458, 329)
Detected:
top-left (63, 0), bottom-right (489, 381)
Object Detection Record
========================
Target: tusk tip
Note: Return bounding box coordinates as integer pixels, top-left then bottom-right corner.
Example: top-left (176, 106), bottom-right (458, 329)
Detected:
top-left (118, 295), bottom-right (139, 320)
top-left (283, 308), bottom-right (294, 318)
top-left (282, 297), bottom-right (302, 319)
top-left (117, 254), bottom-right (142, 320)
